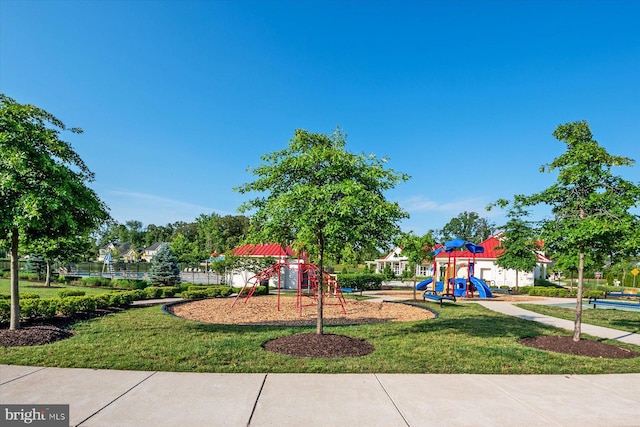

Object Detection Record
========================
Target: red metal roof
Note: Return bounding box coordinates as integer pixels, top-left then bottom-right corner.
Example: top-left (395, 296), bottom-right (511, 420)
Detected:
top-left (232, 243), bottom-right (294, 257)
top-left (434, 233), bottom-right (551, 263)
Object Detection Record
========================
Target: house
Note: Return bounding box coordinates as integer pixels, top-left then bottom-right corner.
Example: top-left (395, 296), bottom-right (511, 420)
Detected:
top-left (227, 243), bottom-right (305, 289)
top-left (141, 242), bottom-right (165, 263)
top-left (98, 242), bottom-right (139, 263)
top-left (370, 232), bottom-right (552, 288)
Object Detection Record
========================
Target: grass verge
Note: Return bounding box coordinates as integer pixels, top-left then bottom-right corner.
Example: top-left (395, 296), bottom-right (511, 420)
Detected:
top-left (1, 301), bottom-right (639, 374)
top-left (516, 303), bottom-right (640, 334)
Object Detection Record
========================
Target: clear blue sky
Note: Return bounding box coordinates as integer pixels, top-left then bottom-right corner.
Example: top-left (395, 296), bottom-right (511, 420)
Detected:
top-left (2, 0), bottom-right (639, 236)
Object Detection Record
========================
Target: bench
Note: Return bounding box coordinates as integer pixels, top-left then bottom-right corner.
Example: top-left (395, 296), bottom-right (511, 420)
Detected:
top-left (605, 292), bottom-right (640, 301)
top-left (588, 297), bottom-right (640, 311)
top-left (422, 291), bottom-right (456, 307)
top-left (340, 287), bottom-right (363, 296)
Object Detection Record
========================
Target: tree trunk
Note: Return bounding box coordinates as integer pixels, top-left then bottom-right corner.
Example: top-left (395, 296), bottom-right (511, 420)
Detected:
top-left (45, 260), bottom-right (52, 287)
top-left (316, 240), bottom-right (324, 335)
top-left (10, 228), bottom-right (21, 330)
top-left (515, 271), bottom-right (519, 293)
top-left (573, 251), bottom-right (585, 342)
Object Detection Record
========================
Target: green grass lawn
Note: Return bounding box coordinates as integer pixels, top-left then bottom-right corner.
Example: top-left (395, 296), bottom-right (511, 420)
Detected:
top-left (516, 303), bottom-right (640, 335)
top-left (0, 278), bottom-right (113, 298)
top-left (1, 301), bottom-right (639, 374)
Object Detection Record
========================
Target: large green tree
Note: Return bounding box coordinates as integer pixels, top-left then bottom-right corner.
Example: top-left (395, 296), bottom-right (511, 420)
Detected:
top-left (510, 121), bottom-right (640, 341)
top-left (0, 95), bottom-right (110, 329)
top-left (236, 128), bottom-right (409, 334)
top-left (438, 211), bottom-right (495, 244)
top-left (397, 231), bottom-right (436, 300)
top-left (491, 204), bottom-right (540, 292)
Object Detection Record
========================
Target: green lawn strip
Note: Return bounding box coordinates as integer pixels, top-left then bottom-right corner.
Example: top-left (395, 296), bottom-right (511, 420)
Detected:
top-left (1, 302), bottom-right (638, 374)
top-left (0, 279), bottom-right (114, 298)
top-left (515, 303), bottom-right (640, 335)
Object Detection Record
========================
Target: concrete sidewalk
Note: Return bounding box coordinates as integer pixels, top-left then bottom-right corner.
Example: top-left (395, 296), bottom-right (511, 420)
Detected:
top-left (2, 365), bottom-right (639, 426)
top-left (476, 300), bottom-right (640, 346)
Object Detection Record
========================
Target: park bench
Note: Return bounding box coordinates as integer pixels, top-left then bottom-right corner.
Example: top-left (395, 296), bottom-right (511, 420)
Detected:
top-left (422, 290), bottom-right (456, 307)
top-left (605, 292), bottom-right (640, 301)
top-left (588, 297), bottom-right (640, 311)
top-left (340, 287), bottom-right (363, 296)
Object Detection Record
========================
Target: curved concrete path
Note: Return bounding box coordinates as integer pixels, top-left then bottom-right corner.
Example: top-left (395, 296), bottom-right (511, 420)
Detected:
top-left (476, 299), bottom-right (640, 346)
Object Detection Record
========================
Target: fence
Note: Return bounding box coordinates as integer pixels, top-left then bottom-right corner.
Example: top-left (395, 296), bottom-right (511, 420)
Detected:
top-left (0, 260), bottom-right (224, 285)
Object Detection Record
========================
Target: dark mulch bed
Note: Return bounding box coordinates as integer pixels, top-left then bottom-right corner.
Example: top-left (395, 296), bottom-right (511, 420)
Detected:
top-left (519, 336), bottom-right (640, 359)
top-left (0, 326), bottom-right (74, 347)
top-left (0, 308), bottom-right (122, 347)
top-left (263, 333), bottom-right (375, 358)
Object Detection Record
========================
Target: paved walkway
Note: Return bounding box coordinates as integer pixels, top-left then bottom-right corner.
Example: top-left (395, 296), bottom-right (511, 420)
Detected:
top-left (475, 299), bottom-right (640, 346)
top-left (2, 365), bottom-right (639, 426)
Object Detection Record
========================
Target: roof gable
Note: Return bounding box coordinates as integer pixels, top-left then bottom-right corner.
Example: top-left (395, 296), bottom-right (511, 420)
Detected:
top-left (232, 243), bottom-right (294, 257)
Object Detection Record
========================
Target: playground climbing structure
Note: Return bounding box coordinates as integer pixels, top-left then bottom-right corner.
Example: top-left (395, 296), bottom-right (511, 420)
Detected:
top-left (231, 257), bottom-right (346, 315)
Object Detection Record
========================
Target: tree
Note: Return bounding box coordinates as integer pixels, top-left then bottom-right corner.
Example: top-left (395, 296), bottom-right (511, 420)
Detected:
top-left (508, 121), bottom-right (640, 341)
top-left (0, 95), bottom-right (110, 329)
top-left (397, 231), bottom-right (436, 300)
top-left (148, 243), bottom-right (181, 286)
top-left (491, 204), bottom-right (539, 292)
top-left (236, 128), bottom-right (409, 334)
top-left (170, 233), bottom-right (199, 264)
top-left (438, 211), bottom-right (495, 243)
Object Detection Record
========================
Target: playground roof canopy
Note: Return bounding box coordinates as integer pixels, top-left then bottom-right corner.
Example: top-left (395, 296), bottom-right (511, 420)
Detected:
top-left (232, 243), bottom-right (295, 258)
top-left (435, 233), bottom-right (552, 263)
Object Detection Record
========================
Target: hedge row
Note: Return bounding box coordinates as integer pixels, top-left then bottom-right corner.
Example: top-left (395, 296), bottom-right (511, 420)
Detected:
top-left (337, 274), bottom-right (384, 290)
top-left (0, 291), bottom-right (136, 324)
top-left (182, 286), bottom-right (234, 299)
top-left (518, 286), bottom-right (604, 298)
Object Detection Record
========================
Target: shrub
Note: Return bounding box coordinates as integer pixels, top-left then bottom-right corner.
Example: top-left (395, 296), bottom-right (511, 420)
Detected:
top-left (58, 275), bottom-right (83, 284)
top-left (110, 292), bottom-right (134, 307)
top-left (58, 289), bottom-right (86, 298)
top-left (20, 298), bottom-right (57, 319)
top-left (20, 292), bottom-right (41, 300)
top-left (338, 273), bottom-right (384, 290)
top-left (145, 286), bottom-right (164, 299)
top-left (0, 300), bottom-right (10, 324)
top-left (58, 296), bottom-right (83, 316)
top-left (182, 286), bottom-right (233, 299)
top-left (111, 278), bottom-right (148, 289)
top-left (81, 277), bottom-right (112, 287)
top-left (583, 289), bottom-right (605, 298)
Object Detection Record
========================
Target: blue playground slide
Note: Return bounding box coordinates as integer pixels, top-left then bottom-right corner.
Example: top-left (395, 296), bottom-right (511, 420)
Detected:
top-left (469, 276), bottom-right (493, 298)
top-left (416, 278), bottom-right (433, 291)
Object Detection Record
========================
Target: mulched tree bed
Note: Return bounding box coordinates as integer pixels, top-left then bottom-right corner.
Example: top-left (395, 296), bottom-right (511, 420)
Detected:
top-left (262, 333), bottom-right (375, 358)
top-left (519, 336), bottom-right (640, 359)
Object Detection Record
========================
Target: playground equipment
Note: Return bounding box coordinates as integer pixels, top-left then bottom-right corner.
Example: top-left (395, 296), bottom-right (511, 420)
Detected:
top-left (232, 255), bottom-right (346, 315)
top-left (416, 238), bottom-right (492, 301)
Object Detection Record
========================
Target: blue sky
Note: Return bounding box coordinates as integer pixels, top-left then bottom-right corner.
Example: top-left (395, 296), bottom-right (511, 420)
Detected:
top-left (2, 0), bottom-right (639, 236)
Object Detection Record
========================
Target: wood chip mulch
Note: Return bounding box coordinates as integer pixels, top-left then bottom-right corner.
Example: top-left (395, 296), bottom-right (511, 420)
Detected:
top-left (168, 295), bottom-right (435, 326)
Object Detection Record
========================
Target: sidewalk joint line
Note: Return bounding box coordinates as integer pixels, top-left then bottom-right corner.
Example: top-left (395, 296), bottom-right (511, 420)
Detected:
top-left (76, 371), bottom-right (157, 426)
top-left (374, 374), bottom-right (410, 427)
top-left (0, 366), bottom-right (48, 386)
top-left (246, 373), bottom-right (267, 426)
